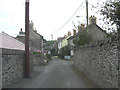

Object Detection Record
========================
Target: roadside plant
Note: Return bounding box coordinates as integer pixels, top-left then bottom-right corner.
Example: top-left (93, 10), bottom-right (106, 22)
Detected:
top-left (58, 46), bottom-right (71, 59)
top-left (100, 0), bottom-right (120, 32)
top-left (73, 30), bottom-right (92, 48)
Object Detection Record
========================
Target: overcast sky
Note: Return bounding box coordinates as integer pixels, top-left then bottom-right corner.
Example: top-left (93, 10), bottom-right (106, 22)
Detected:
top-left (0, 0), bottom-right (107, 40)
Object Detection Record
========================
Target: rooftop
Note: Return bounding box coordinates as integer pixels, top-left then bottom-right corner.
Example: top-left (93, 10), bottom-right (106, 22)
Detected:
top-left (0, 32), bottom-right (25, 50)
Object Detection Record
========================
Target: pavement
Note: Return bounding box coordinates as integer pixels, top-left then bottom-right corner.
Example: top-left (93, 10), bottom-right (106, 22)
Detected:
top-left (9, 57), bottom-right (95, 88)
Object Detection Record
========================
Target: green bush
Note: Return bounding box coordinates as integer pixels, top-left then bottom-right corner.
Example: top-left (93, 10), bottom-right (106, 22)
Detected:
top-left (46, 54), bottom-right (52, 60)
top-left (73, 30), bottom-right (92, 48)
top-left (33, 51), bottom-right (42, 55)
top-left (58, 46), bottom-right (70, 59)
top-left (50, 47), bottom-right (58, 56)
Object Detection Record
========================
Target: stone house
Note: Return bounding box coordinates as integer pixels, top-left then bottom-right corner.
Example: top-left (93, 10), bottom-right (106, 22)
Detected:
top-left (68, 16), bottom-right (110, 48)
top-left (67, 16), bottom-right (110, 56)
top-left (16, 21), bottom-right (44, 51)
top-left (68, 23), bottom-right (109, 49)
top-left (78, 16), bottom-right (110, 42)
top-left (86, 24), bottom-right (109, 42)
top-left (43, 40), bottom-right (55, 51)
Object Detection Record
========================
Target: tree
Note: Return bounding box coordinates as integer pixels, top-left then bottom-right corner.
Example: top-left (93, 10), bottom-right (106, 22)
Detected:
top-left (73, 30), bottom-right (92, 48)
top-left (100, 0), bottom-right (120, 54)
top-left (58, 46), bottom-right (71, 59)
top-left (50, 47), bottom-right (58, 56)
top-left (100, 0), bottom-right (120, 31)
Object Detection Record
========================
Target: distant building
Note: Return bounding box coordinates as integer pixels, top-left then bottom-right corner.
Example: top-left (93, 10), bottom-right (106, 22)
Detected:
top-left (62, 36), bottom-right (71, 48)
top-left (67, 33), bottom-right (78, 48)
top-left (57, 31), bottom-right (71, 54)
top-left (44, 40), bottom-right (55, 51)
top-left (15, 28), bottom-right (25, 44)
top-left (57, 37), bottom-right (65, 50)
top-left (16, 21), bottom-right (44, 51)
top-left (67, 30), bottom-right (79, 56)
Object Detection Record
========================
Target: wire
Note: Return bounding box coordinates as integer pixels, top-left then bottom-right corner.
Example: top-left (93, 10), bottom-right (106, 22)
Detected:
top-left (75, 5), bottom-right (85, 16)
top-left (51, 2), bottom-right (85, 34)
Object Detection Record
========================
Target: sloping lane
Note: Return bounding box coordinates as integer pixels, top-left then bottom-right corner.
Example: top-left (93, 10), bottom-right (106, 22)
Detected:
top-left (10, 57), bottom-right (92, 88)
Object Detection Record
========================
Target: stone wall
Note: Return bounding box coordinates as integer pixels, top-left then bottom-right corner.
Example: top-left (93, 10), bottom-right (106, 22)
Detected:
top-left (33, 54), bottom-right (45, 66)
top-left (73, 40), bottom-right (119, 88)
top-left (0, 48), bottom-right (2, 89)
top-left (2, 48), bottom-right (33, 88)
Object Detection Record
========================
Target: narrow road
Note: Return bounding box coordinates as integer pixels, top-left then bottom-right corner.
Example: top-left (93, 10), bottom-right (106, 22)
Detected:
top-left (10, 57), bottom-right (93, 88)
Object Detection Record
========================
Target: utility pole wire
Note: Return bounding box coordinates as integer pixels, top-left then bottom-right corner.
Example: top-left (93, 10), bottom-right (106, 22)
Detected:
top-left (86, 0), bottom-right (88, 27)
top-left (51, 2), bottom-right (84, 34)
top-left (72, 21), bottom-right (78, 30)
top-left (75, 5), bottom-right (86, 16)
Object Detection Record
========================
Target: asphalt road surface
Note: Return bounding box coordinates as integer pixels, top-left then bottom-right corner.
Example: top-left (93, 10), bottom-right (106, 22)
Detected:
top-left (10, 57), bottom-right (94, 88)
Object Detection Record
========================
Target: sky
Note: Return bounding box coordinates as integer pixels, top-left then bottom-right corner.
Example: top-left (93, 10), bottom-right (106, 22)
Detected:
top-left (0, 0), bottom-right (107, 40)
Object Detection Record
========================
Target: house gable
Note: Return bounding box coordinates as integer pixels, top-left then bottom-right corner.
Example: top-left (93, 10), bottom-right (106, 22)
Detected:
top-left (87, 24), bottom-right (109, 41)
top-left (0, 32), bottom-right (25, 50)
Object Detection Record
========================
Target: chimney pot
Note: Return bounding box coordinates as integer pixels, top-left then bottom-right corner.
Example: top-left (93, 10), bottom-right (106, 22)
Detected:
top-left (20, 28), bottom-right (22, 32)
top-left (68, 31), bottom-right (71, 36)
top-left (89, 15), bottom-right (97, 24)
top-left (73, 29), bottom-right (76, 35)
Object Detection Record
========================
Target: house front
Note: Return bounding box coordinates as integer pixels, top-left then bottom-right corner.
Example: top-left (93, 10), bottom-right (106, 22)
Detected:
top-left (16, 21), bottom-right (44, 51)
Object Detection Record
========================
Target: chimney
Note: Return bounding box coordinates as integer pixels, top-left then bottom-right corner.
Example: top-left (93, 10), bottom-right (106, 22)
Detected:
top-left (81, 24), bottom-right (85, 28)
top-left (34, 28), bottom-right (37, 33)
top-left (67, 31), bottom-right (71, 37)
top-left (21, 28), bottom-right (22, 32)
top-left (73, 29), bottom-right (76, 35)
top-left (78, 25), bottom-right (80, 31)
top-left (19, 28), bottom-right (24, 35)
top-left (64, 35), bottom-right (67, 38)
top-left (89, 15), bottom-right (97, 24)
top-left (78, 24), bottom-right (84, 32)
top-left (30, 20), bottom-right (34, 30)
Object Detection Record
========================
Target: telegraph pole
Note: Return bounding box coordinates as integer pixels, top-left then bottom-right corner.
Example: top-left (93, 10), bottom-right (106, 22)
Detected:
top-left (25, 0), bottom-right (30, 78)
top-left (51, 34), bottom-right (53, 40)
top-left (86, 0), bottom-right (88, 27)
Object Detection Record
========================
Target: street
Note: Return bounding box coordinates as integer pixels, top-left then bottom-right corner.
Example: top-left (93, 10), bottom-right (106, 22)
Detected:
top-left (1, 0), bottom-right (119, 89)
top-left (10, 57), bottom-right (94, 88)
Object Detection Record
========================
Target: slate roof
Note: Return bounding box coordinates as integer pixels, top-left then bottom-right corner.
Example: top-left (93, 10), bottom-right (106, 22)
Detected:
top-left (67, 33), bottom-right (79, 40)
top-left (0, 32), bottom-right (25, 50)
top-left (67, 24), bottom-right (109, 40)
top-left (87, 24), bottom-right (108, 35)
